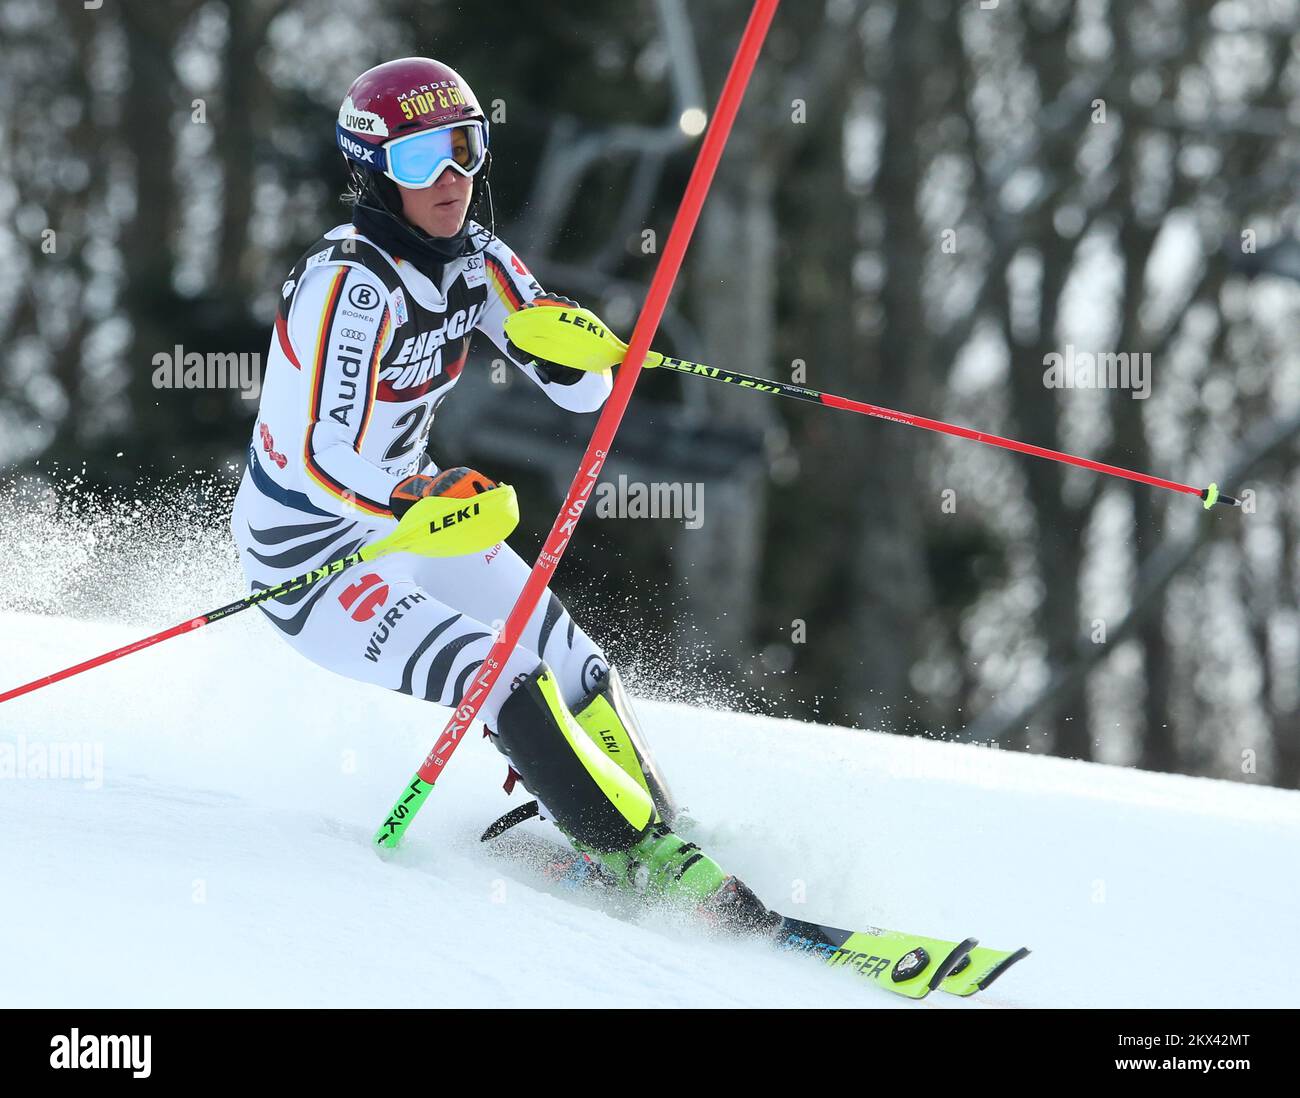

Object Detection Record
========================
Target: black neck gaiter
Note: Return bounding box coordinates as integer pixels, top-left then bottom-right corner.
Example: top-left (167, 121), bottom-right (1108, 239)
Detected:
top-left (351, 200), bottom-right (472, 287)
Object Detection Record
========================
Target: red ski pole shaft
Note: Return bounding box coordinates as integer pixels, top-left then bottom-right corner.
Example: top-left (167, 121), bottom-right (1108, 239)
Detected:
top-left (0, 487), bottom-right (519, 705)
top-left (651, 355), bottom-right (1241, 509)
top-left (0, 617), bottom-right (208, 704)
top-left (373, 0), bottom-right (783, 849)
top-left (0, 547), bottom-right (369, 705)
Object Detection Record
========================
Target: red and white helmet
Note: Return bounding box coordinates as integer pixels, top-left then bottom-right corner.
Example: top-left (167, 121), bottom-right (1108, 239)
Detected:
top-left (336, 57), bottom-right (490, 190)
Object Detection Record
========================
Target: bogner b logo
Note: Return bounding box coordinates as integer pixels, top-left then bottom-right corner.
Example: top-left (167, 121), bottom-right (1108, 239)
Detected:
top-left (348, 284), bottom-right (379, 311)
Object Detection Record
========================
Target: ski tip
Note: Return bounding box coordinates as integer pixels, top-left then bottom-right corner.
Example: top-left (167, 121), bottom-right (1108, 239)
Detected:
top-left (977, 946), bottom-right (1031, 991)
top-left (930, 937), bottom-right (979, 991)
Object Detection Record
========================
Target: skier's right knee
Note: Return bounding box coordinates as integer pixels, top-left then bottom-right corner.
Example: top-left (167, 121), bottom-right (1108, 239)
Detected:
top-left (494, 664), bottom-right (656, 853)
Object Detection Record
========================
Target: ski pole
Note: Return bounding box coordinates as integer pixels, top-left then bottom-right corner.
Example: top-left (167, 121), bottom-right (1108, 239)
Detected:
top-left (503, 307), bottom-right (1241, 510)
top-left (372, 0), bottom-right (782, 851)
top-left (0, 487), bottom-right (520, 705)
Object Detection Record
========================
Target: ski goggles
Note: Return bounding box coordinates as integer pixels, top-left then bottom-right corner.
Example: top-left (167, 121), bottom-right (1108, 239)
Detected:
top-left (336, 119), bottom-right (489, 188)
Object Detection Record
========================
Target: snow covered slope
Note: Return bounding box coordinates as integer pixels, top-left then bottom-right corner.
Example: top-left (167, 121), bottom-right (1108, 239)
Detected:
top-left (2, 600), bottom-right (1297, 1009)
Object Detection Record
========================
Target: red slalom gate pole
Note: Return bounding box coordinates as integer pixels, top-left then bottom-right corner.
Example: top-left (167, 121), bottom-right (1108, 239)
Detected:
top-left (373, 0), bottom-right (783, 849)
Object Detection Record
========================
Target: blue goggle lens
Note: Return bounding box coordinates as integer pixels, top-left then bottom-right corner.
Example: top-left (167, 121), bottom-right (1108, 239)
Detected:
top-left (387, 125), bottom-right (487, 186)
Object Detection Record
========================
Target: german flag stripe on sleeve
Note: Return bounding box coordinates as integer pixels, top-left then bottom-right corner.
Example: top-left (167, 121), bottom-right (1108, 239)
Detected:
top-left (303, 269), bottom-right (390, 516)
top-left (485, 253), bottom-right (525, 313)
top-left (354, 307), bottom-right (388, 451)
top-left (302, 424), bottom-right (391, 516)
top-left (308, 268), bottom-right (349, 418)
top-left (275, 310), bottom-right (302, 370)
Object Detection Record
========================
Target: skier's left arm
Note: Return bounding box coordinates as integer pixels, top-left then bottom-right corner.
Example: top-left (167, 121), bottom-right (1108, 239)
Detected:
top-left (477, 238), bottom-right (613, 414)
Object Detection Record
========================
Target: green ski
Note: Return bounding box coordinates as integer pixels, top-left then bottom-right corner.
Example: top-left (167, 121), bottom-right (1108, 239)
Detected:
top-left (940, 944), bottom-right (1032, 996)
top-left (774, 915), bottom-right (976, 999)
top-left (481, 814), bottom-right (1025, 1001)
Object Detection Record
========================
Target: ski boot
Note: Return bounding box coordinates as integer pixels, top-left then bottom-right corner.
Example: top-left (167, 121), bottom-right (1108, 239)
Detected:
top-left (490, 663), bottom-right (779, 937)
top-left (579, 822), bottom-right (780, 935)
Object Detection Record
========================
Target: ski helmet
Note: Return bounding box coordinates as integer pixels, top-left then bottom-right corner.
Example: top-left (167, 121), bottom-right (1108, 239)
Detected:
top-left (336, 57), bottom-right (493, 252)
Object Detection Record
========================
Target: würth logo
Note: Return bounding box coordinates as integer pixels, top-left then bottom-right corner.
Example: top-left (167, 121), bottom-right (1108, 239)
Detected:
top-left (338, 573), bottom-right (389, 622)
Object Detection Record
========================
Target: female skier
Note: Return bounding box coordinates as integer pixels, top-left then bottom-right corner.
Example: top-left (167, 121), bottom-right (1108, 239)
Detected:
top-left (230, 57), bottom-right (773, 931)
